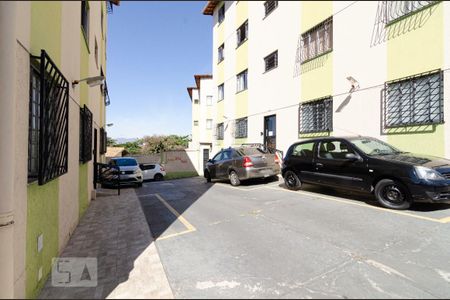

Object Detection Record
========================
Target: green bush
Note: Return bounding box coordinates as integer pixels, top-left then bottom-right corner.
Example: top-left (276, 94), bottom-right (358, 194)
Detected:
top-left (164, 171), bottom-right (198, 180)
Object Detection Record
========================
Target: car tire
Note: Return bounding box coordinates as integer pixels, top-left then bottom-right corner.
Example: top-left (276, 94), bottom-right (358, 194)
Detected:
top-left (374, 179), bottom-right (411, 210)
top-left (137, 182), bottom-right (143, 188)
top-left (284, 170), bottom-right (301, 191)
top-left (154, 173), bottom-right (164, 181)
top-left (205, 170), bottom-right (212, 183)
top-left (229, 171), bottom-right (241, 186)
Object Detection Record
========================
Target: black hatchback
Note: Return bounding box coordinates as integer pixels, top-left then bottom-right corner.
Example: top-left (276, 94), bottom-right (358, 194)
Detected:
top-left (282, 136), bottom-right (450, 210)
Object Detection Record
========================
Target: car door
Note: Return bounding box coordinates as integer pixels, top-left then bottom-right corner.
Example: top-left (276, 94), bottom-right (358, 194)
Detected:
top-left (315, 140), bottom-right (369, 191)
top-left (208, 151), bottom-right (223, 179)
top-left (285, 141), bottom-right (317, 183)
top-left (217, 149), bottom-right (233, 179)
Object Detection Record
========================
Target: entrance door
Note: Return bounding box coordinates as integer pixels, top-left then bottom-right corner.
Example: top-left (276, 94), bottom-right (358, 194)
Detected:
top-left (202, 148), bottom-right (210, 172)
top-left (264, 114), bottom-right (276, 151)
top-left (93, 128), bottom-right (98, 187)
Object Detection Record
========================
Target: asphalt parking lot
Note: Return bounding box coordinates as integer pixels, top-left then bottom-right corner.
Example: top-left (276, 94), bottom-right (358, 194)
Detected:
top-left (136, 176), bottom-right (450, 299)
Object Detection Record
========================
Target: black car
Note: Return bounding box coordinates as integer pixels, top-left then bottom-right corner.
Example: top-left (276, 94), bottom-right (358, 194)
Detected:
top-left (282, 136), bottom-right (450, 210)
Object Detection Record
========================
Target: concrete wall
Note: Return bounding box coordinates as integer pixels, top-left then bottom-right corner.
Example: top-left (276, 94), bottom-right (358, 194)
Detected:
top-left (129, 150), bottom-right (199, 174)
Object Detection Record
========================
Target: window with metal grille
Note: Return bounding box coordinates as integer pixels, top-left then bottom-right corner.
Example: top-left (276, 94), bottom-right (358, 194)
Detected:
top-left (235, 118), bottom-right (248, 138)
top-left (194, 120), bottom-right (199, 126)
top-left (217, 123), bottom-right (224, 140)
top-left (264, 1), bottom-right (278, 17)
top-left (299, 97), bottom-right (333, 134)
top-left (81, 0), bottom-right (90, 46)
top-left (100, 127), bottom-right (107, 154)
top-left (236, 69), bottom-right (248, 93)
top-left (237, 20), bottom-right (248, 47)
top-left (264, 50), bottom-right (278, 72)
top-left (29, 50), bottom-right (69, 185)
top-left (218, 4), bottom-right (225, 24)
top-left (218, 43), bottom-right (225, 63)
top-left (385, 1), bottom-right (437, 24)
top-left (384, 71), bottom-right (443, 128)
top-left (79, 105), bottom-right (93, 163)
top-left (300, 17), bottom-right (332, 63)
top-left (194, 98), bottom-right (199, 104)
top-left (218, 83), bottom-right (224, 101)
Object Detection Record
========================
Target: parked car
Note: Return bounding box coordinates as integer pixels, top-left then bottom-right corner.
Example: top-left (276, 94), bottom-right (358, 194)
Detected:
top-left (102, 157), bottom-right (143, 188)
top-left (282, 136), bottom-right (450, 210)
top-left (204, 146), bottom-right (281, 186)
top-left (140, 163), bottom-right (166, 181)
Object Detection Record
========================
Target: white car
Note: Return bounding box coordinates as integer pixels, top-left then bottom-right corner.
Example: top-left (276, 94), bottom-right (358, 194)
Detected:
top-left (140, 163), bottom-right (166, 181)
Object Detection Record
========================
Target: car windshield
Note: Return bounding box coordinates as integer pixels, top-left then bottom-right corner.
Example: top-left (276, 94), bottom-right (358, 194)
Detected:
top-left (350, 138), bottom-right (404, 156)
top-left (112, 158), bottom-right (138, 166)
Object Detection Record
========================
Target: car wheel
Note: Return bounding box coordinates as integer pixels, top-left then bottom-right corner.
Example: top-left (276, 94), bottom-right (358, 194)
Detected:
top-left (374, 179), bottom-right (411, 210)
top-left (229, 171), bottom-right (241, 186)
top-left (154, 173), bottom-right (164, 181)
top-left (204, 170), bottom-right (212, 183)
top-left (284, 170), bottom-right (301, 191)
top-left (137, 182), bottom-right (143, 188)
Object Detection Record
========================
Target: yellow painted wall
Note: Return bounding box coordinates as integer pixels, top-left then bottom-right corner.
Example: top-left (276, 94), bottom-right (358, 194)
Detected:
top-left (236, 1), bottom-right (248, 27)
top-left (217, 100), bottom-right (225, 123)
top-left (235, 41), bottom-right (248, 74)
top-left (235, 1), bottom-right (248, 143)
top-left (235, 90), bottom-right (248, 119)
top-left (217, 62), bottom-right (225, 84)
top-left (386, 2), bottom-right (445, 157)
top-left (300, 1), bottom-right (333, 102)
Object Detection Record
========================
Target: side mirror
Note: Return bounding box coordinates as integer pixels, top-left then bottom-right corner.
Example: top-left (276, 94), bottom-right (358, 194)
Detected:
top-left (345, 153), bottom-right (359, 161)
top-left (208, 159), bottom-right (214, 163)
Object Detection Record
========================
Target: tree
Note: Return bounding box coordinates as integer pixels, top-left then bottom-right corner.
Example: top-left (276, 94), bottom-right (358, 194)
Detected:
top-left (107, 137), bottom-right (117, 147)
top-left (141, 134), bottom-right (189, 154)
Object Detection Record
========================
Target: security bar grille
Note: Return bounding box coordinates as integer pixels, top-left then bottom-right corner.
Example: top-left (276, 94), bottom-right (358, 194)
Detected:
top-left (264, 1), bottom-right (278, 16)
top-left (217, 123), bottom-right (224, 140)
top-left (299, 97), bottom-right (333, 134)
top-left (79, 105), bottom-right (93, 163)
top-left (300, 17), bottom-right (332, 63)
top-left (264, 50), bottom-right (278, 72)
top-left (384, 70), bottom-right (443, 128)
top-left (235, 118), bottom-right (248, 138)
top-left (385, 1), bottom-right (438, 24)
top-left (31, 50), bottom-right (69, 185)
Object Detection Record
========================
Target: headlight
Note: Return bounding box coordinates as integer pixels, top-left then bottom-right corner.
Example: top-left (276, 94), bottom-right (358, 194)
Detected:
top-left (414, 166), bottom-right (445, 181)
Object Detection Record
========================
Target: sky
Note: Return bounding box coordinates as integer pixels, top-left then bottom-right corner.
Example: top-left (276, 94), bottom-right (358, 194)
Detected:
top-left (106, 1), bottom-right (212, 139)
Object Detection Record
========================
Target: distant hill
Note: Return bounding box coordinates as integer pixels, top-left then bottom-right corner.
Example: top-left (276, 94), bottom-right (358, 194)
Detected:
top-left (114, 137), bottom-right (139, 144)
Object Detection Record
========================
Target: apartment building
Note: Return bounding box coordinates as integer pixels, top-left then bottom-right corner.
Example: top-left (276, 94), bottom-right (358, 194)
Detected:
top-left (187, 75), bottom-right (215, 174)
top-left (0, 1), bottom-right (117, 297)
top-left (200, 1), bottom-right (450, 160)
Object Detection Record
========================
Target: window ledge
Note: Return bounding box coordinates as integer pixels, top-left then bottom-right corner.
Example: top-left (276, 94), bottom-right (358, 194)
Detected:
top-left (263, 66), bottom-right (278, 74)
top-left (236, 38), bottom-right (248, 49)
top-left (217, 99), bottom-right (224, 103)
top-left (300, 49), bottom-right (332, 65)
top-left (236, 88), bottom-right (248, 95)
top-left (262, 8), bottom-right (278, 20)
top-left (217, 58), bottom-right (224, 65)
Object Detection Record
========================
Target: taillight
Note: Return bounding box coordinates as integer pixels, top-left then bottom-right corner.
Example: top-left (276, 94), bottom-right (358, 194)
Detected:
top-left (160, 166), bottom-right (165, 171)
top-left (243, 156), bottom-right (254, 168)
top-left (274, 154), bottom-right (280, 164)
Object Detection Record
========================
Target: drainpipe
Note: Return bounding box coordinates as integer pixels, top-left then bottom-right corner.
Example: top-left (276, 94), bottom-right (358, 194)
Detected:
top-left (0, 1), bottom-right (17, 298)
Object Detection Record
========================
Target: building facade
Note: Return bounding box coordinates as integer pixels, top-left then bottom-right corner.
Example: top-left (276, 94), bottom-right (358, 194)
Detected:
top-left (0, 1), bottom-right (117, 298)
top-left (200, 1), bottom-right (450, 160)
top-left (187, 75), bottom-right (215, 175)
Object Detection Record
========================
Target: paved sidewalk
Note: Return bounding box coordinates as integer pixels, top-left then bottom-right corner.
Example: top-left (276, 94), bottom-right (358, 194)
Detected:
top-left (39, 188), bottom-right (174, 299)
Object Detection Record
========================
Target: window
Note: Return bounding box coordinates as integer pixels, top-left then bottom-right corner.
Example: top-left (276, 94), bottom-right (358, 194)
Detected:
top-left (100, 127), bottom-right (107, 155)
top-left (291, 142), bottom-right (315, 159)
top-left (206, 96), bottom-right (213, 106)
top-left (318, 140), bottom-right (355, 160)
top-left (94, 38), bottom-right (98, 68)
top-left (206, 119), bottom-right (212, 129)
top-left (218, 84), bottom-right (224, 101)
top-left (28, 50), bottom-right (69, 185)
top-left (386, 1), bottom-right (437, 24)
top-left (236, 69), bottom-right (248, 93)
top-left (81, 0), bottom-right (90, 46)
top-left (300, 17), bottom-right (332, 63)
top-left (264, 50), bottom-right (278, 72)
top-left (194, 120), bottom-right (199, 126)
top-left (216, 123), bottom-right (224, 140)
top-left (218, 4), bottom-right (225, 24)
top-left (385, 71), bottom-right (443, 128)
top-left (218, 43), bottom-right (225, 63)
top-left (235, 117), bottom-right (248, 138)
top-left (101, 7), bottom-right (104, 38)
top-left (79, 105), bottom-right (93, 163)
top-left (194, 98), bottom-right (199, 104)
top-left (299, 97), bottom-right (333, 134)
top-left (237, 20), bottom-right (248, 47)
top-left (264, 1), bottom-right (278, 17)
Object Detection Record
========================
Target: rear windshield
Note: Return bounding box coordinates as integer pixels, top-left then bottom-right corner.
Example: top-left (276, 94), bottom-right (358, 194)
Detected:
top-left (112, 158), bottom-right (138, 166)
top-left (238, 147), bottom-right (268, 156)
